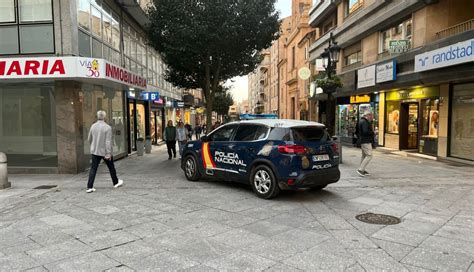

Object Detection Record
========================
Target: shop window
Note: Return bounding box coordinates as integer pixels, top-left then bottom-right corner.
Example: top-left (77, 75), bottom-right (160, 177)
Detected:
top-left (92, 38), bottom-right (102, 58)
top-left (111, 14), bottom-right (120, 51)
top-left (386, 100), bottom-right (400, 134)
top-left (78, 30), bottom-right (91, 57)
top-left (0, 0), bottom-right (15, 23)
top-left (0, 26), bottom-right (19, 54)
top-left (345, 0), bottom-right (364, 17)
top-left (337, 105), bottom-right (358, 138)
top-left (82, 85), bottom-right (126, 157)
top-left (0, 85), bottom-right (57, 167)
top-left (19, 24), bottom-right (54, 54)
top-left (91, 6), bottom-right (102, 38)
top-left (450, 83), bottom-right (474, 161)
top-left (344, 51), bottom-right (362, 66)
top-left (379, 18), bottom-right (412, 53)
top-left (19, 0), bottom-right (52, 22)
top-left (343, 42), bottom-right (362, 67)
top-left (77, 0), bottom-right (90, 31)
top-left (103, 14), bottom-right (113, 45)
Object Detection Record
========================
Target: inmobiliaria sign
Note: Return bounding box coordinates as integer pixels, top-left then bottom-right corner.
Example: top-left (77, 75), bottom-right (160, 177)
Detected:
top-left (105, 63), bottom-right (146, 88)
top-left (0, 57), bottom-right (147, 90)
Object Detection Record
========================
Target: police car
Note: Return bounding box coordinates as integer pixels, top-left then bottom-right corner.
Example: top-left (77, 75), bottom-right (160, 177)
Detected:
top-left (181, 119), bottom-right (340, 199)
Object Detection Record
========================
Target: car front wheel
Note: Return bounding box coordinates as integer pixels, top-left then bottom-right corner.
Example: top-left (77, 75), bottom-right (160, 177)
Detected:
top-left (250, 165), bottom-right (280, 199)
top-left (184, 155), bottom-right (201, 181)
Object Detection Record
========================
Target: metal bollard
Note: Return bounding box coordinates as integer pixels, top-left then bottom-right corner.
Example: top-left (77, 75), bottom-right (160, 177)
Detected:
top-left (0, 152), bottom-right (11, 189)
top-left (145, 137), bottom-right (152, 154)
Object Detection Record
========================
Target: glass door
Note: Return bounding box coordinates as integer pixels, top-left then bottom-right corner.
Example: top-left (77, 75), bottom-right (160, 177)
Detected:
top-left (407, 103), bottom-right (419, 149)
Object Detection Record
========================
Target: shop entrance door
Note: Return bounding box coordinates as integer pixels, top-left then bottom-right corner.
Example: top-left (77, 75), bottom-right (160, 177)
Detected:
top-left (400, 103), bottom-right (419, 150)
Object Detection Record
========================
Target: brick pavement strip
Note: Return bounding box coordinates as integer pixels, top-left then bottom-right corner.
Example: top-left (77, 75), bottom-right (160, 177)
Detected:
top-left (0, 146), bottom-right (473, 271)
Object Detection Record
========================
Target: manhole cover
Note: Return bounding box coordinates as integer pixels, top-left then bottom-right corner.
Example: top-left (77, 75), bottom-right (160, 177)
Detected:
top-left (33, 185), bottom-right (57, 189)
top-left (355, 213), bottom-right (401, 225)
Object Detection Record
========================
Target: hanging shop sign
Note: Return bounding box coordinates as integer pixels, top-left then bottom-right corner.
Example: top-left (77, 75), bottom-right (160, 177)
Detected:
top-left (357, 65), bottom-right (376, 89)
top-left (376, 60), bottom-right (396, 83)
top-left (175, 101), bottom-right (185, 108)
top-left (389, 40), bottom-right (411, 54)
top-left (0, 57), bottom-right (147, 90)
top-left (385, 87), bottom-right (440, 101)
top-left (350, 95), bottom-right (371, 104)
top-left (414, 39), bottom-right (474, 72)
top-left (298, 67), bottom-right (311, 80)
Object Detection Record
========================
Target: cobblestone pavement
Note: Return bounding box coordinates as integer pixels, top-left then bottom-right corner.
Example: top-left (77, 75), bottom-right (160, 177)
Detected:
top-left (1, 146), bottom-right (474, 271)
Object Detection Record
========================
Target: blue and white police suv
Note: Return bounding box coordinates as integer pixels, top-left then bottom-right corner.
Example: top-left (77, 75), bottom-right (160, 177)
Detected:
top-left (181, 119), bottom-right (340, 199)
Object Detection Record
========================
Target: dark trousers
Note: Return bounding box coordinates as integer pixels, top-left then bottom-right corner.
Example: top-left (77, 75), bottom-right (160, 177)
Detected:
top-left (87, 155), bottom-right (118, 189)
top-left (195, 132), bottom-right (200, 140)
top-left (166, 140), bottom-right (177, 158)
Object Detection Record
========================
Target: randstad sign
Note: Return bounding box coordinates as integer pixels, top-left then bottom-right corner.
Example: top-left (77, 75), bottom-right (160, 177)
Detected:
top-left (415, 39), bottom-right (474, 72)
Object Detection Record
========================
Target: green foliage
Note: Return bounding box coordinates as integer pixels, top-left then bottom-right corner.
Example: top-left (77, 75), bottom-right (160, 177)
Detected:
top-left (147, 0), bottom-right (280, 126)
top-left (212, 88), bottom-right (234, 116)
top-left (312, 72), bottom-right (343, 92)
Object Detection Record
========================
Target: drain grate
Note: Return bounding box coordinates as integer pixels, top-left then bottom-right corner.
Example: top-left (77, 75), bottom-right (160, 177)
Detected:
top-left (33, 185), bottom-right (57, 190)
top-left (355, 213), bottom-right (401, 225)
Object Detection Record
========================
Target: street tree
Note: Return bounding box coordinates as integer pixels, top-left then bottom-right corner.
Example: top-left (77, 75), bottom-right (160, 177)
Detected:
top-left (212, 88), bottom-right (234, 118)
top-left (148, 0), bottom-right (280, 126)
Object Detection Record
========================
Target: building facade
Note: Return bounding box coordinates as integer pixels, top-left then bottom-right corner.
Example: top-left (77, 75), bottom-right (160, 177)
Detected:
top-left (277, 0), bottom-right (313, 120)
top-left (247, 50), bottom-right (271, 114)
top-left (0, 0), bottom-right (183, 174)
top-left (308, 0), bottom-right (474, 162)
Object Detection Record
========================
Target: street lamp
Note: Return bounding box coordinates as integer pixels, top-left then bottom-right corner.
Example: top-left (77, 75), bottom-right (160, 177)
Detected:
top-left (319, 32), bottom-right (341, 136)
top-left (320, 32), bottom-right (341, 88)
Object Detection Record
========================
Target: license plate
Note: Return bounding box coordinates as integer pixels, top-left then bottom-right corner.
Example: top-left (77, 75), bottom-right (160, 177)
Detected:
top-left (312, 154), bottom-right (329, 162)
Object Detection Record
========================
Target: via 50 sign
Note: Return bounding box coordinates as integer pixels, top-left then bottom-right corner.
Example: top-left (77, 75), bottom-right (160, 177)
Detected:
top-left (415, 39), bottom-right (474, 72)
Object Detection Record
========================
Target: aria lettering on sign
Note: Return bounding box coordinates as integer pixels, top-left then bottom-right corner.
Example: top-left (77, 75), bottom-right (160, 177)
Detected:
top-left (0, 59), bottom-right (65, 76)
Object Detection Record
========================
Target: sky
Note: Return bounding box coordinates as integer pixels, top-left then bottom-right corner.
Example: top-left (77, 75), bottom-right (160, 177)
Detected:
top-left (228, 0), bottom-right (292, 103)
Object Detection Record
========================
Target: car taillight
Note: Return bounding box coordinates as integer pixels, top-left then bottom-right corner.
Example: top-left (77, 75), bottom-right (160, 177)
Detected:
top-left (278, 145), bottom-right (306, 155)
top-left (331, 142), bottom-right (339, 155)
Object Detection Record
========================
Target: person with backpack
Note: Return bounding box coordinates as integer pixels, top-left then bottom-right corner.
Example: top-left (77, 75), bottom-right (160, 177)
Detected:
top-left (194, 124), bottom-right (202, 140)
top-left (164, 120), bottom-right (177, 160)
top-left (355, 111), bottom-right (375, 177)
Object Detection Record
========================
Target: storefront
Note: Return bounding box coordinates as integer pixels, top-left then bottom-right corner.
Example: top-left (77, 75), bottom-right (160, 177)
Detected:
top-left (449, 83), bottom-right (474, 161)
top-left (151, 98), bottom-right (165, 144)
top-left (384, 86), bottom-right (440, 155)
top-left (336, 94), bottom-right (379, 145)
top-left (0, 56), bottom-right (147, 173)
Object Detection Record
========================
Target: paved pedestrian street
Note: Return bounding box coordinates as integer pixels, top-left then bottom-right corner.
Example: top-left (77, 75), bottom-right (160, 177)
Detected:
top-left (1, 147), bottom-right (473, 271)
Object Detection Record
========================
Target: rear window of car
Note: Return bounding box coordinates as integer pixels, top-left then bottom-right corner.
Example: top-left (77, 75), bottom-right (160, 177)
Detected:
top-left (291, 126), bottom-right (330, 142)
top-left (267, 127), bottom-right (291, 141)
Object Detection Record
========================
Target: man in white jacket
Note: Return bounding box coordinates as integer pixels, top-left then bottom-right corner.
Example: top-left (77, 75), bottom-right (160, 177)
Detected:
top-left (87, 111), bottom-right (123, 193)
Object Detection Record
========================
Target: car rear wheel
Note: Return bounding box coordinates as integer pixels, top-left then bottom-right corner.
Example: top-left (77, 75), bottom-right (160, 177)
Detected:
top-left (184, 155), bottom-right (201, 181)
top-left (250, 165), bottom-right (280, 199)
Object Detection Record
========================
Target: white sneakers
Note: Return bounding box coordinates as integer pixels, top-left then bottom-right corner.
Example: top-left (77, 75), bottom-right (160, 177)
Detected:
top-left (86, 179), bottom-right (123, 193)
top-left (114, 179), bottom-right (124, 188)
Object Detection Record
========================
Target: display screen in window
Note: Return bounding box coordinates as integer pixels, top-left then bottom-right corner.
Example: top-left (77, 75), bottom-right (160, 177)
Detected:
top-left (386, 101), bottom-right (399, 134)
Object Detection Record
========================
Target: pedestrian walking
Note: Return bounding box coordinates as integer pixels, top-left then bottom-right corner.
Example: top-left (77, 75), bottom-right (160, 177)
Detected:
top-left (194, 124), bottom-right (202, 140)
top-left (185, 123), bottom-right (193, 140)
top-left (86, 110), bottom-right (123, 193)
top-left (177, 121), bottom-right (187, 157)
top-left (164, 120), bottom-right (177, 160)
top-left (355, 111), bottom-right (375, 177)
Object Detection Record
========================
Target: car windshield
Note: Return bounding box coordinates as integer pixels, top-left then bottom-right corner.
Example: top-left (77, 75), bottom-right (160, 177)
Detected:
top-left (292, 126), bottom-right (329, 142)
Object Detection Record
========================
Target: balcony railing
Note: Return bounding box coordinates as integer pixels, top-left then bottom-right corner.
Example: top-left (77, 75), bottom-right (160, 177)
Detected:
top-left (309, 0), bottom-right (336, 26)
top-left (435, 19), bottom-right (474, 40)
